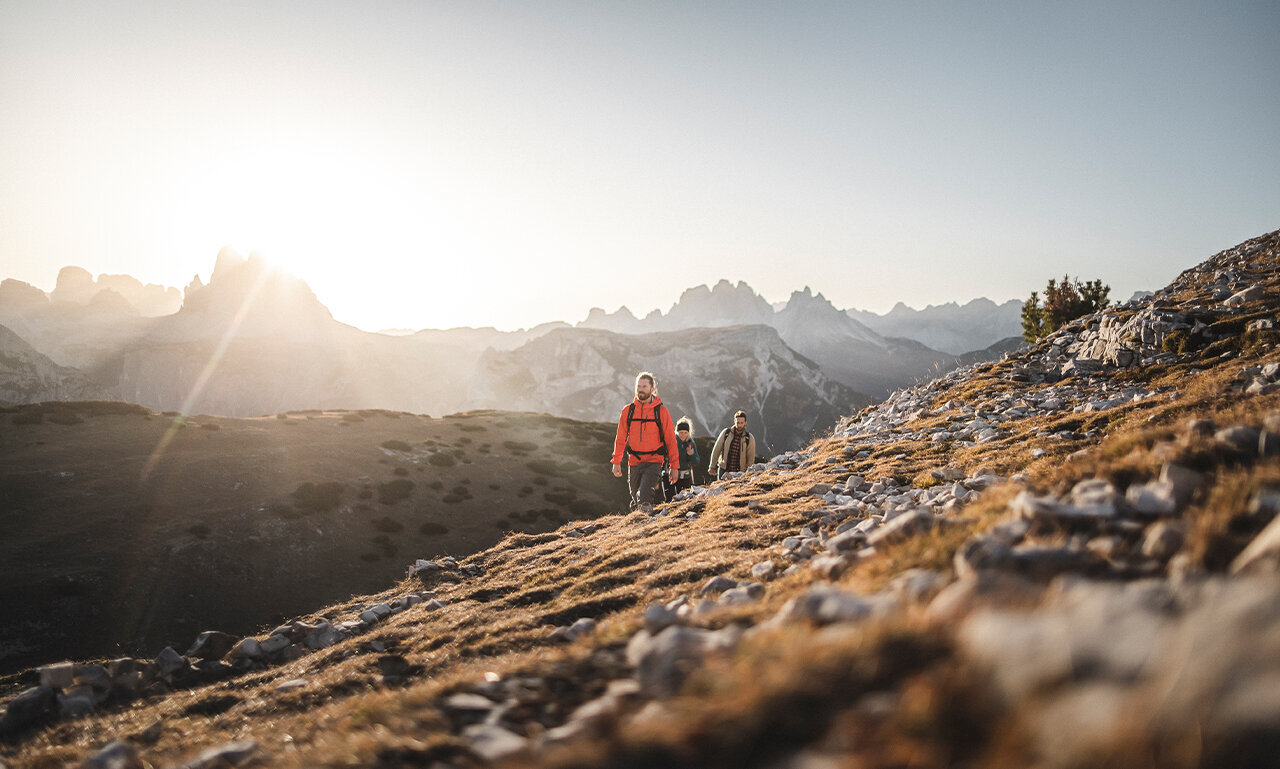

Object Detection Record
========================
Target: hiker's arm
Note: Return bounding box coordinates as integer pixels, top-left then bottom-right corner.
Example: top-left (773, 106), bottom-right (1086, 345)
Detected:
top-left (609, 409), bottom-right (627, 472)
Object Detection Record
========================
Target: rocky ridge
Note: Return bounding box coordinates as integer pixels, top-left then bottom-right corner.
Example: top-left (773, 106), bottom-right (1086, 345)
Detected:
top-left (4, 230), bottom-right (1280, 768)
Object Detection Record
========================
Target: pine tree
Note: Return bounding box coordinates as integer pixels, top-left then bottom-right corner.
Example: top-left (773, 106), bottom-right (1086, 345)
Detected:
top-left (1021, 276), bottom-right (1111, 343)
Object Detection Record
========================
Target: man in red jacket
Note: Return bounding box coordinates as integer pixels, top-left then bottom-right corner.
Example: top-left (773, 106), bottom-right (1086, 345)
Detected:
top-left (611, 371), bottom-right (680, 512)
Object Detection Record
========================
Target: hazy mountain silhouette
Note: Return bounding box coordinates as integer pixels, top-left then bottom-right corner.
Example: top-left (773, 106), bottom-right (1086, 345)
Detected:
top-left (848, 297), bottom-right (1023, 354)
top-left (2, 251), bottom-right (1014, 437)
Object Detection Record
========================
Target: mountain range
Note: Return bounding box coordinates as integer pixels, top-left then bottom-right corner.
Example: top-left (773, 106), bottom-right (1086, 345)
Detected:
top-left (0, 253), bottom-right (1022, 451)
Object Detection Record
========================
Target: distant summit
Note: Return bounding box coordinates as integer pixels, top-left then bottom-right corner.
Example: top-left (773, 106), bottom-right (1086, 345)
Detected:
top-left (50, 265), bottom-right (182, 316)
top-left (573, 280), bottom-right (1010, 396)
top-left (848, 297), bottom-right (1023, 355)
top-left (578, 279), bottom-right (1020, 358)
top-left (663, 279), bottom-right (775, 329)
top-left (171, 248), bottom-right (333, 341)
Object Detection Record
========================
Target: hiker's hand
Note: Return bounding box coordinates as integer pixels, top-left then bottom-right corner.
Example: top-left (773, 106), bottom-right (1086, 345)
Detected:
top-left (611, 463), bottom-right (622, 477)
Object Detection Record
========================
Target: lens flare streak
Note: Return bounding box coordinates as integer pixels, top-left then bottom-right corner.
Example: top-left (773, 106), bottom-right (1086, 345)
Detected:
top-left (140, 266), bottom-right (273, 482)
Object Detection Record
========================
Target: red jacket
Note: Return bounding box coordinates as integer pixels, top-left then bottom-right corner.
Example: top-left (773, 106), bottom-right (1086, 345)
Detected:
top-left (611, 396), bottom-right (681, 468)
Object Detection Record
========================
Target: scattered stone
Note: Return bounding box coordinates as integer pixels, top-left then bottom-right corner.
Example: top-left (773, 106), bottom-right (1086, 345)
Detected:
top-left (463, 723), bottom-right (530, 762)
top-left (866, 509), bottom-right (934, 546)
top-left (719, 585), bottom-right (763, 605)
top-left (444, 692), bottom-right (498, 714)
top-left (1216, 425), bottom-right (1261, 456)
top-left (775, 585), bottom-right (886, 625)
top-left (932, 467), bottom-right (965, 482)
top-left (154, 647), bottom-right (187, 676)
top-left (926, 572), bottom-right (1043, 624)
top-left (1159, 463), bottom-right (1203, 509)
top-left (186, 631), bottom-right (238, 661)
top-left (642, 602), bottom-right (680, 635)
top-left (176, 740), bottom-right (259, 769)
top-left (954, 536), bottom-right (1013, 578)
top-left (260, 634), bottom-right (291, 655)
top-left (1125, 480), bottom-right (1178, 516)
top-left (626, 625), bottom-right (740, 697)
top-left (699, 576), bottom-right (739, 597)
top-left (1141, 521), bottom-right (1186, 561)
top-left (79, 740), bottom-right (142, 769)
top-left (0, 686), bottom-right (58, 737)
top-left (808, 555), bottom-right (849, 578)
top-left (551, 617), bottom-right (598, 642)
top-left (225, 637), bottom-right (265, 661)
top-left (38, 662), bottom-right (75, 689)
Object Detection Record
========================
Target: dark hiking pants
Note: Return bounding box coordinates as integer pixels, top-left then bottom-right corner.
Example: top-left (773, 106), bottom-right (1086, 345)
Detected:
top-left (628, 462), bottom-right (664, 510)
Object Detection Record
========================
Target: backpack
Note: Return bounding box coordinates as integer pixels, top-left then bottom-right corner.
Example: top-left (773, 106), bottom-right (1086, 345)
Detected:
top-left (625, 402), bottom-right (668, 461)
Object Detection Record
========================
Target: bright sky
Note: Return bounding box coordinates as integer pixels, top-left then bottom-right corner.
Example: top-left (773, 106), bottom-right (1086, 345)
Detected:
top-left (1, 2), bottom-right (1277, 332)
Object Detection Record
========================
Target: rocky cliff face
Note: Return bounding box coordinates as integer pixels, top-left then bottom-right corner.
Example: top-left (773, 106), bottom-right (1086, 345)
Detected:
top-left (0, 325), bottom-right (114, 405)
top-left (774, 287), bottom-right (960, 397)
top-left (467, 325), bottom-right (871, 453)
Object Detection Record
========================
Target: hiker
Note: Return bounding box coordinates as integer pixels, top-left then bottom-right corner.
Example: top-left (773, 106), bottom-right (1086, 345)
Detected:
top-left (610, 371), bottom-right (680, 512)
top-left (670, 417), bottom-right (700, 495)
top-left (708, 410), bottom-right (756, 480)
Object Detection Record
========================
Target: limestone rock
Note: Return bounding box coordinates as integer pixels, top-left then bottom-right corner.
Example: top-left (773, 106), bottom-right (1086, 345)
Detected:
top-left (186, 630), bottom-right (238, 660)
top-left (176, 740), bottom-right (259, 769)
top-left (463, 724), bottom-right (530, 762)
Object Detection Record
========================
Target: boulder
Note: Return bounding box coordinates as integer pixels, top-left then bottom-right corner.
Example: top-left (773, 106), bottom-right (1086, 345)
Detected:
top-left (866, 509), bottom-right (935, 546)
top-left (0, 686), bottom-right (58, 737)
top-left (463, 724), bottom-right (530, 762)
top-left (154, 647), bottom-right (187, 676)
top-left (186, 630), bottom-right (238, 660)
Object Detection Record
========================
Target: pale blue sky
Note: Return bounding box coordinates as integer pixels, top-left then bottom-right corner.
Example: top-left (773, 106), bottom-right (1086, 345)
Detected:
top-left (1, 1), bottom-right (1276, 331)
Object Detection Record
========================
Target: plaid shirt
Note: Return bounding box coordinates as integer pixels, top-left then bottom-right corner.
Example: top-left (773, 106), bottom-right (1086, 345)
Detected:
top-left (726, 429), bottom-right (744, 471)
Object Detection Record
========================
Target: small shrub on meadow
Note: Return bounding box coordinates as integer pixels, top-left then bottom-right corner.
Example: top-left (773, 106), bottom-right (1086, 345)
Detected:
top-left (293, 481), bottom-right (345, 512)
top-left (370, 516), bottom-right (404, 533)
top-left (428, 453), bottom-right (456, 468)
top-left (377, 479), bottom-right (415, 505)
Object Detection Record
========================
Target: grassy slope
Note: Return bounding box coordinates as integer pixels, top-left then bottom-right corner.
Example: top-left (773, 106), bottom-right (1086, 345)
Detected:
top-left (0, 407), bottom-right (628, 675)
top-left (4, 231), bottom-right (1280, 768)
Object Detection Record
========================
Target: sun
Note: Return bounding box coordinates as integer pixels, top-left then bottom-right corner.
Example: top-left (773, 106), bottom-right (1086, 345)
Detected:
top-left (154, 133), bottom-right (479, 328)
top-left (166, 138), bottom-right (427, 265)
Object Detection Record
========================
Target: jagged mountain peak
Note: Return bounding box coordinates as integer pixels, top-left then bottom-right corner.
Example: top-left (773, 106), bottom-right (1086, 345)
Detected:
top-left (782, 285), bottom-right (833, 309)
top-left (51, 265), bottom-right (95, 304)
top-left (0, 279), bottom-right (49, 311)
top-left (664, 278), bottom-right (773, 328)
